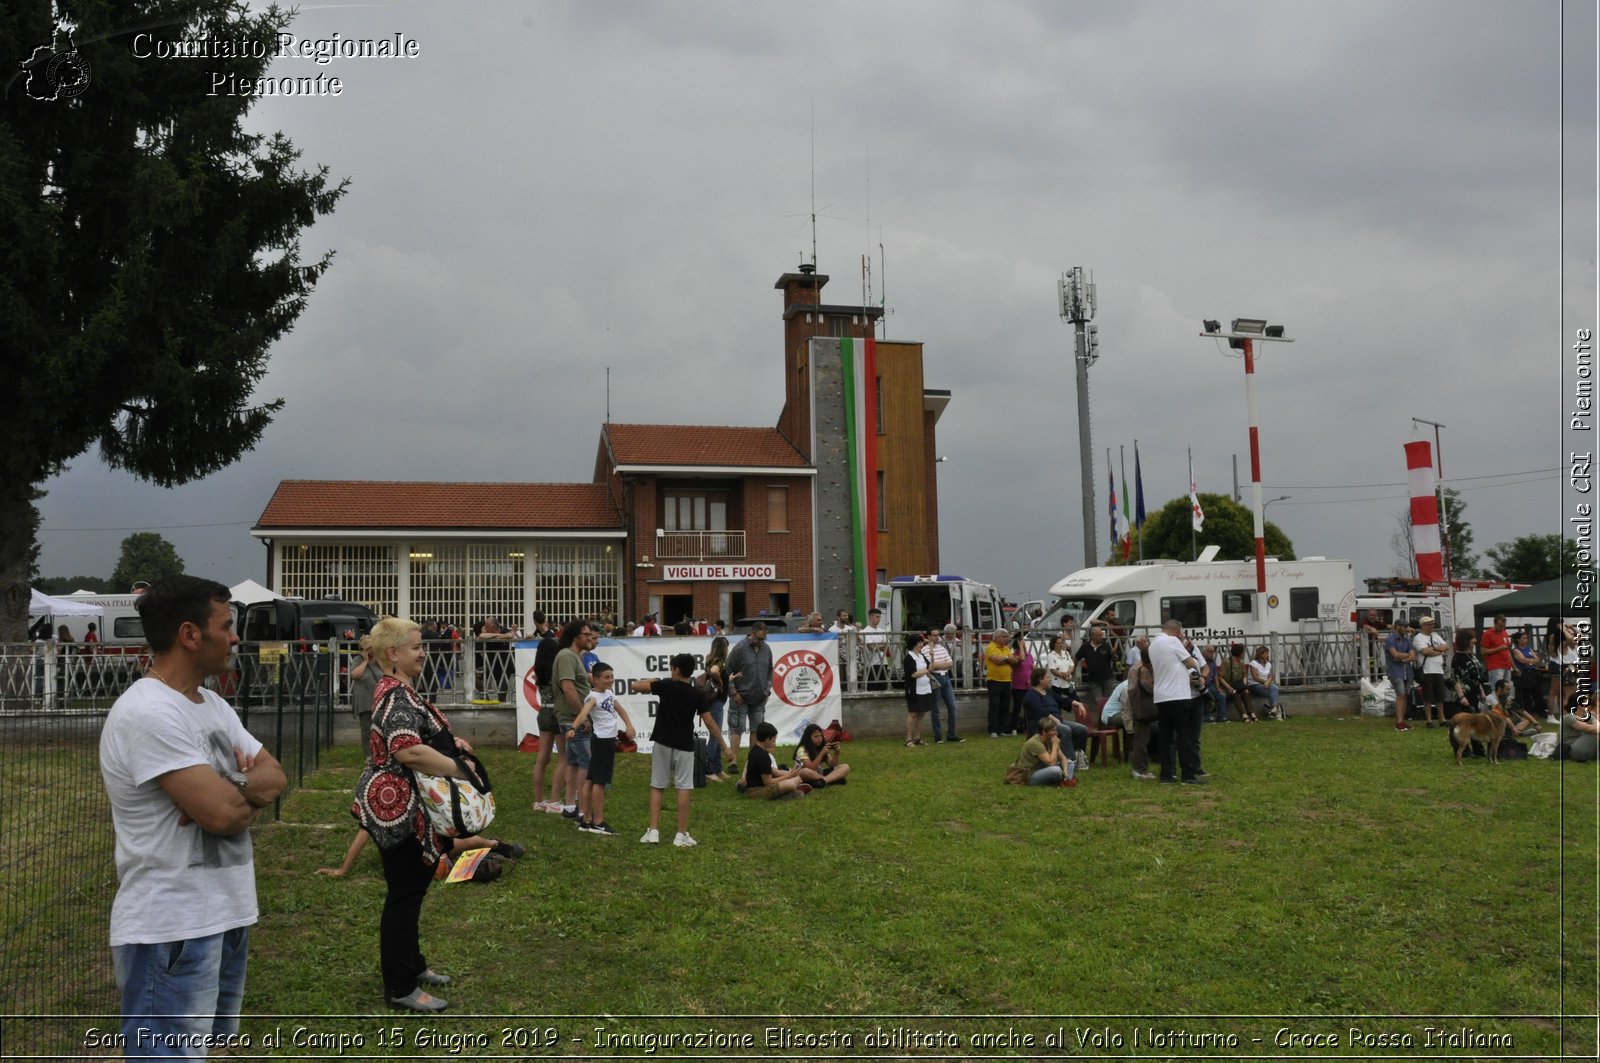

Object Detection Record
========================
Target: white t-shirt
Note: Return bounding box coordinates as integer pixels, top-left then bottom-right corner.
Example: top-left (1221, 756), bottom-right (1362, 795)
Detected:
top-left (585, 689), bottom-right (622, 739)
top-left (99, 678), bottom-right (264, 946)
top-left (1039, 649), bottom-right (1076, 688)
top-left (1149, 633), bottom-right (1197, 704)
top-left (1413, 632), bottom-right (1447, 675)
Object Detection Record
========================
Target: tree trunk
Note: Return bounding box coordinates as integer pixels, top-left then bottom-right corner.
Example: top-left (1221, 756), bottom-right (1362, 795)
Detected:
top-left (0, 476), bottom-right (41, 643)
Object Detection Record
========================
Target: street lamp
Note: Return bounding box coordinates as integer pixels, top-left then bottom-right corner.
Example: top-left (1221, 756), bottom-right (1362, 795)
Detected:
top-left (1262, 494), bottom-right (1291, 522)
top-left (1197, 318), bottom-right (1295, 594)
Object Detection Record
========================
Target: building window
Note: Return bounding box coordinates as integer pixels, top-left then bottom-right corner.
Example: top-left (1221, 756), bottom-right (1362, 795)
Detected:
top-left (876, 471), bottom-right (887, 531)
top-left (875, 376), bottom-right (884, 434)
top-left (663, 492), bottom-right (728, 532)
top-left (767, 486), bottom-right (788, 532)
top-left (278, 543), bottom-right (399, 616)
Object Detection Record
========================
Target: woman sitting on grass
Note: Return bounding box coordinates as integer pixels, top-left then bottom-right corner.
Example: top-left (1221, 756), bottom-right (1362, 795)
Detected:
top-left (793, 723), bottom-right (850, 787)
top-left (1005, 714), bottom-right (1074, 787)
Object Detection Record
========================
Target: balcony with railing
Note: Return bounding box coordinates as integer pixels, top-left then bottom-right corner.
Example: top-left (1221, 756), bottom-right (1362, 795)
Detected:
top-left (655, 530), bottom-right (747, 560)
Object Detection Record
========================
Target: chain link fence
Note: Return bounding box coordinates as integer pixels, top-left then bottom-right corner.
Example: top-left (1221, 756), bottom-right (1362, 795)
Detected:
top-left (0, 642), bottom-right (334, 1056)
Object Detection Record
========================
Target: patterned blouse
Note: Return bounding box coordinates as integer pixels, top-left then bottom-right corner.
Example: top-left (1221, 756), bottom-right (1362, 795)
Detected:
top-left (352, 675), bottom-right (452, 863)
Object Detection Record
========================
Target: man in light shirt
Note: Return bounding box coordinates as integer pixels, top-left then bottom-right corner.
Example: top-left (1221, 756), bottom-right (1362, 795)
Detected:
top-left (1149, 618), bottom-right (1205, 785)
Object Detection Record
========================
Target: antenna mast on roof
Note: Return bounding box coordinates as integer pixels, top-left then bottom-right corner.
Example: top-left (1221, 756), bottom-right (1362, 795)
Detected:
top-left (605, 366), bottom-right (610, 424)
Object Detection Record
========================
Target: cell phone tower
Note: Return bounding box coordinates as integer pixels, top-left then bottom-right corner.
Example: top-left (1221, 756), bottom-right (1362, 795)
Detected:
top-left (1060, 267), bottom-right (1099, 568)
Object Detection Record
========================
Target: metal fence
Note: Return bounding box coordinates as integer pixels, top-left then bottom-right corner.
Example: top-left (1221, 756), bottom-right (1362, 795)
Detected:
top-left (0, 642), bottom-right (335, 1056)
top-left (833, 626), bottom-right (1367, 694)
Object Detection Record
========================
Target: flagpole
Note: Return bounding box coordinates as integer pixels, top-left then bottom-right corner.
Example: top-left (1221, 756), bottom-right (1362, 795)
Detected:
top-left (1105, 447), bottom-right (1116, 560)
top-left (1189, 447), bottom-right (1196, 561)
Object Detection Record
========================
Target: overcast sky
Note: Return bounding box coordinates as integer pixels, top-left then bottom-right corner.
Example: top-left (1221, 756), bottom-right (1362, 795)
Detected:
top-left (34, 0), bottom-right (1598, 606)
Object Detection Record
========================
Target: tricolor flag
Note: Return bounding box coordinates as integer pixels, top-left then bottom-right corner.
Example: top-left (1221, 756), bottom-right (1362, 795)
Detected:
top-left (1107, 466), bottom-right (1119, 554)
top-left (841, 337), bottom-right (880, 617)
top-left (1189, 454), bottom-right (1205, 532)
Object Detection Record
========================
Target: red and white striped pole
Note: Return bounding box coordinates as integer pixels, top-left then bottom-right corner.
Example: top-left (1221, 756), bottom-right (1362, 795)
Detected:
top-left (1242, 338), bottom-right (1266, 592)
top-left (1404, 440), bottom-right (1444, 583)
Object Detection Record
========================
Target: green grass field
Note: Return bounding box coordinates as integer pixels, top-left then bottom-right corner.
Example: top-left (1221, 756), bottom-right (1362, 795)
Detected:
top-left (216, 716), bottom-right (1600, 1059)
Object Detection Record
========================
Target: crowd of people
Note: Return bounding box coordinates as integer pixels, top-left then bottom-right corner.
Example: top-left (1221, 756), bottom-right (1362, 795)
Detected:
top-left (1375, 612), bottom-right (1591, 748)
top-left (96, 575), bottom-right (1593, 1045)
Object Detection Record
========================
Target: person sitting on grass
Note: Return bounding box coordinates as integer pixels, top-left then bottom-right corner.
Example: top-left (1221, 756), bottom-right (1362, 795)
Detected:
top-left (1020, 666), bottom-right (1089, 771)
top-left (1485, 678), bottom-right (1541, 738)
top-left (1560, 694), bottom-right (1599, 761)
top-left (316, 830), bottom-right (523, 881)
top-left (793, 723), bottom-right (850, 787)
top-left (570, 662), bottom-right (635, 837)
top-left (1006, 714), bottom-right (1074, 787)
top-left (742, 721), bottom-right (811, 798)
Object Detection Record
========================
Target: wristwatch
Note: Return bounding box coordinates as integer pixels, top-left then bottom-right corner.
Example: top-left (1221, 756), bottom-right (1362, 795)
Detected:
top-left (223, 769), bottom-right (249, 795)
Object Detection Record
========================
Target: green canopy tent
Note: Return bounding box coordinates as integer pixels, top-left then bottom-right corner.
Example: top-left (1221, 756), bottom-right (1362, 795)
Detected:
top-left (1471, 576), bottom-right (1593, 629)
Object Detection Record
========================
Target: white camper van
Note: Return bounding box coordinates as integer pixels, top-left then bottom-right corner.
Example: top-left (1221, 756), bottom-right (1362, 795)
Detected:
top-left (873, 575), bottom-right (1005, 634)
top-left (1019, 549), bottom-right (1358, 643)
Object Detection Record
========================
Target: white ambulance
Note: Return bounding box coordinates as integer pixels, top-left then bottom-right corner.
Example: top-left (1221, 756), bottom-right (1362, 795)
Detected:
top-left (873, 575), bottom-right (1006, 634)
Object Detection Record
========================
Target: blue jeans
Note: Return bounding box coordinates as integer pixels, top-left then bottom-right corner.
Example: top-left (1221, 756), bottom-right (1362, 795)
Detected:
top-left (1246, 681), bottom-right (1279, 708)
top-left (931, 674), bottom-right (958, 738)
top-left (701, 697), bottom-right (727, 773)
top-left (1027, 764), bottom-right (1065, 786)
top-left (113, 926), bottom-right (249, 1057)
top-left (1209, 687), bottom-right (1228, 721)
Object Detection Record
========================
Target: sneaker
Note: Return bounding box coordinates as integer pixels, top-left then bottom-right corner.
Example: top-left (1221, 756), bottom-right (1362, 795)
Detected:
top-left (639, 828), bottom-right (659, 844)
top-left (1192, 770), bottom-right (1211, 779)
top-left (491, 840), bottom-right (526, 858)
top-left (578, 820), bottom-right (601, 834)
top-left (538, 800), bottom-right (564, 814)
top-left (1059, 776), bottom-right (1078, 788)
top-left (560, 805), bottom-right (580, 820)
top-left (1181, 776), bottom-right (1208, 786)
top-left (947, 735), bottom-right (964, 744)
top-left (591, 821), bottom-right (618, 837)
top-left (932, 736), bottom-right (944, 744)
top-left (1130, 769), bottom-right (1156, 780)
top-left (388, 988), bottom-right (448, 1012)
top-left (672, 832), bottom-right (698, 848)
top-left (989, 732), bottom-right (1000, 738)
top-left (1547, 715), bottom-right (1562, 725)
top-left (1395, 722), bottom-right (1411, 732)
top-left (1075, 751), bottom-right (1090, 772)
top-left (416, 967), bottom-right (451, 987)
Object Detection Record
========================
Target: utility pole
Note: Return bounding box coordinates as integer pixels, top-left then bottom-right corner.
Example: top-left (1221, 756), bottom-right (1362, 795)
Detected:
top-left (1060, 267), bottom-right (1099, 568)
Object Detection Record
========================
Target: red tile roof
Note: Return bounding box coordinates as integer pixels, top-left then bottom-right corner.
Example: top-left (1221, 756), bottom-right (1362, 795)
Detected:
top-left (604, 424), bottom-right (809, 468)
top-left (255, 481), bottom-right (621, 531)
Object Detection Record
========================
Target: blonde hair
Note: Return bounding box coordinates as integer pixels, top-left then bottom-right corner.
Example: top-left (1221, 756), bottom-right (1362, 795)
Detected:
top-left (368, 617), bottom-right (420, 671)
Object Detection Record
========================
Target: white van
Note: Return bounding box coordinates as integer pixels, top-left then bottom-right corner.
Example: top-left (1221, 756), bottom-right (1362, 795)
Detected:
top-left (56, 592), bottom-right (147, 646)
top-left (1019, 550), bottom-right (1358, 643)
top-left (873, 575), bottom-right (1005, 634)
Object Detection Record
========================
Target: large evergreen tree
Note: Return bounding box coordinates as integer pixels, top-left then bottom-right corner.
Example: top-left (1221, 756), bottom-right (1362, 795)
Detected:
top-left (1133, 493), bottom-right (1294, 564)
top-left (1482, 533), bottom-right (1564, 583)
top-left (0, 1), bottom-right (345, 638)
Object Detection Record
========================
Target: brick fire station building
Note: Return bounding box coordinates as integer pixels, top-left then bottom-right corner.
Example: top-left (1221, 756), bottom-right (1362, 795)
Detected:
top-left (252, 265), bottom-right (949, 629)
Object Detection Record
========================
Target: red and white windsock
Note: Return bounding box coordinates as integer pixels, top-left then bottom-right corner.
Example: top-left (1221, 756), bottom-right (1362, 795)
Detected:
top-left (1405, 440), bottom-right (1443, 583)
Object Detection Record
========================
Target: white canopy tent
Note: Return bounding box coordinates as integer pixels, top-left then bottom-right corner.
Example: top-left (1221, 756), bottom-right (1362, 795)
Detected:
top-left (229, 579), bottom-right (283, 606)
top-left (29, 588), bottom-right (104, 620)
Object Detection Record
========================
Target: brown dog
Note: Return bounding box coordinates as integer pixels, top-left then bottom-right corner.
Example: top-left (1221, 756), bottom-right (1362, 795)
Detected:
top-left (1451, 712), bottom-right (1507, 766)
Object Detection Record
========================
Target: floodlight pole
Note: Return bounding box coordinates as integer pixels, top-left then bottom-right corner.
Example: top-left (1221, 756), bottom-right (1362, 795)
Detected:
top-left (1198, 322), bottom-right (1294, 594)
top-left (1061, 268), bottom-right (1098, 568)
